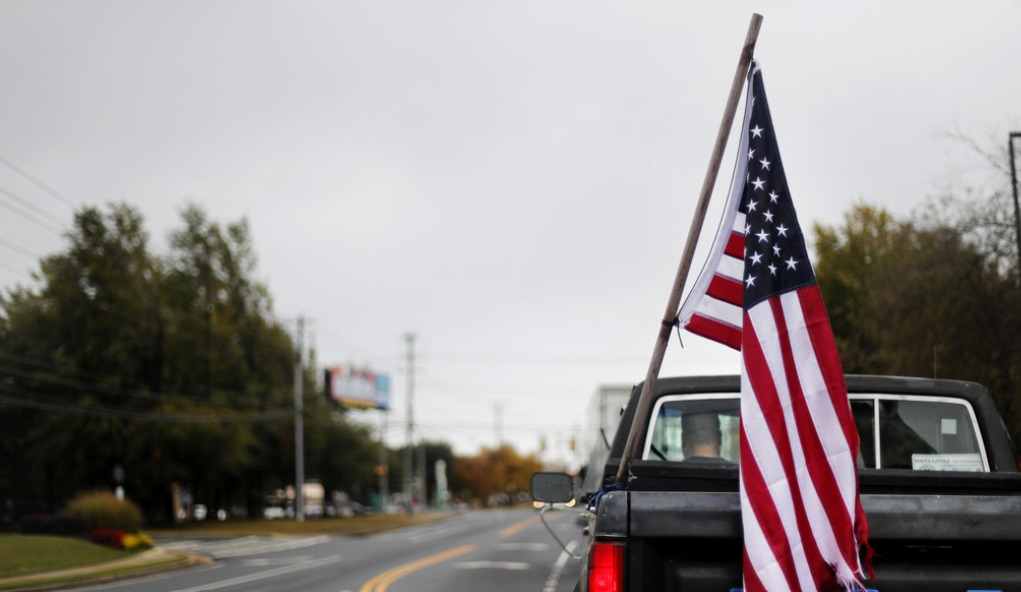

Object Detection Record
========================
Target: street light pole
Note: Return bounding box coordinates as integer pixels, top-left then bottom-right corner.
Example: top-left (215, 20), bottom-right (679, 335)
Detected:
top-left (1010, 132), bottom-right (1021, 287)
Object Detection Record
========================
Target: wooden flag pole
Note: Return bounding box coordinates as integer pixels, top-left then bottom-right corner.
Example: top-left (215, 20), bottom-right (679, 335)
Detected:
top-left (615, 13), bottom-right (762, 482)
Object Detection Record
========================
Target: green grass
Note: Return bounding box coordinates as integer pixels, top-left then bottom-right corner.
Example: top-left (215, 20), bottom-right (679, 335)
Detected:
top-left (0, 513), bottom-right (457, 590)
top-left (0, 534), bottom-right (128, 578)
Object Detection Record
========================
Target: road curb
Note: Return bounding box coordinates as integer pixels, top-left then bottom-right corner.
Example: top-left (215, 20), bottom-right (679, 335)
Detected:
top-left (0, 547), bottom-right (212, 592)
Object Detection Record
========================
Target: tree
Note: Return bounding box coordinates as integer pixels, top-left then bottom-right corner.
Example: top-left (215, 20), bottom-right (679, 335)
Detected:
top-left (303, 405), bottom-right (379, 504)
top-left (451, 444), bottom-right (543, 506)
top-left (0, 204), bottom-right (163, 515)
top-left (813, 203), bottom-right (1021, 445)
top-left (813, 204), bottom-right (901, 373)
top-left (0, 202), bottom-right (306, 524)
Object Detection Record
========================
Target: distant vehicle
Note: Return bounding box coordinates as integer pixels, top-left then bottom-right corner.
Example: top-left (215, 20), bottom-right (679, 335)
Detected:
top-left (263, 506), bottom-right (286, 520)
top-left (534, 375), bottom-right (1021, 592)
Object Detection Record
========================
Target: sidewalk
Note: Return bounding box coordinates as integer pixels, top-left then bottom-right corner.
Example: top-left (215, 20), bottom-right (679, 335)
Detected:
top-left (0, 547), bottom-right (211, 591)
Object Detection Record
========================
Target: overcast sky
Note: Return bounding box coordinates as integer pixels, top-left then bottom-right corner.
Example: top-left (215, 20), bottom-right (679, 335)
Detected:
top-left (1, 1), bottom-right (1018, 464)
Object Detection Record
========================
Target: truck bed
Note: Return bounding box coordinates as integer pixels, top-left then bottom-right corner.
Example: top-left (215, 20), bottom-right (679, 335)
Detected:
top-left (596, 466), bottom-right (1021, 591)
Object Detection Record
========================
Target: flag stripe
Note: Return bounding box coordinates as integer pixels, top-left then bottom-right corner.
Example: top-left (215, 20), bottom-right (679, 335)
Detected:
top-left (797, 288), bottom-right (860, 451)
top-left (743, 303), bottom-right (834, 591)
top-left (707, 274), bottom-right (744, 306)
top-left (739, 418), bottom-right (803, 592)
top-left (785, 290), bottom-right (860, 510)
top-left (686, 313), bottom-right (741, 350)
top-left (725, 230), bottom-right (745, 259)
top-left (694, 296), bottom-right (743, 328)
top-left (742, 547), bottom-right (770, 592)
top-left (717, 252), bottom-right (744, 282)
top-left (773, 292), bottom-right (861, 574)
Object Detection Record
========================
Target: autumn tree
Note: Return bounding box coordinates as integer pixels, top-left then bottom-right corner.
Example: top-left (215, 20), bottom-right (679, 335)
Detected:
top-left (451, 444), bottom-right (543, 506)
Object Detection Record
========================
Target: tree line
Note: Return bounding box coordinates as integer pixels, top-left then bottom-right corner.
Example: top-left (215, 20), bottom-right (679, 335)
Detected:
top-left (4, 148), bottom-right (1019, 525)
top-left (0, 203), bottom-right (542, 526)
top-left (812, 149), bottom-right (1021, 445)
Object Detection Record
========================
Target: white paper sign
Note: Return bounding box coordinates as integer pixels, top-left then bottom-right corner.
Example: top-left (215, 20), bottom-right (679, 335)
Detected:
top-left (911, 453), bottom-right (983, 472)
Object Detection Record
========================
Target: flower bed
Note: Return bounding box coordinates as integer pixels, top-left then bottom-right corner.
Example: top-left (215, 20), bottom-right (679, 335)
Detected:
top-left (90, 527), bottom-right (154, 551)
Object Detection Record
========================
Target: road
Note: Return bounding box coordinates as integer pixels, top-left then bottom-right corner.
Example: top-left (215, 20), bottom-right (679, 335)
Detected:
top-left (69, 508), bottom-right (584, 592)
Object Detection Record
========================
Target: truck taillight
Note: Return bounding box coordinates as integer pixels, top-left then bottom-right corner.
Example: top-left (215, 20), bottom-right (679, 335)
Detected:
top-left (589, 542), bottom-right (625, 592)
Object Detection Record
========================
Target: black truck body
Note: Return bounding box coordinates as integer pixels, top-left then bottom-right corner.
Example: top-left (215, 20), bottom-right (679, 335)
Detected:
top-left (566, 375), bottom-right (1021, 592)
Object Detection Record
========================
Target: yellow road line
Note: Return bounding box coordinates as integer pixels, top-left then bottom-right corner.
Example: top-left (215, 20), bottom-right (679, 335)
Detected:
top-left (499, 514), bottom-right (551, 538)
top-left (359, 544), bottom-right (477, 592)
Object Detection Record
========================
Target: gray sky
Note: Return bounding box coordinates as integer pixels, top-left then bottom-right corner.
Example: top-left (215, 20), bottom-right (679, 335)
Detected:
top-left (1, 1), bottom-right (1019, 464)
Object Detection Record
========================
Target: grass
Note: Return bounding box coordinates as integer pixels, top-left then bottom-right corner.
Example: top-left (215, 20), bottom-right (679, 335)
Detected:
top-left (0, 512), bottom-right (457, 590)
top-left (0, 534), bottom-right (128, 578)
top-left (0, 535), bottom-right (194, 591)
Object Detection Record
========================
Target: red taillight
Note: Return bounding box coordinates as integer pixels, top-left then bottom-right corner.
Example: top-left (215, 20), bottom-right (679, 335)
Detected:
top-left (588, 542), bottom-right (625, 592)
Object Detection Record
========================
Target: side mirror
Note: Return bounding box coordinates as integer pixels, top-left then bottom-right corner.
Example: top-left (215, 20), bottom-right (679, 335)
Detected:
top-left (530, 472), bottom-right (574, 504)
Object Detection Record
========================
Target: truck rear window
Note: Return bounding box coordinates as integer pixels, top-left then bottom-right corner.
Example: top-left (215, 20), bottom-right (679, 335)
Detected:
top-left (644, 393), bottom-right (988, 472)
top-left (644, 395), bottom-right (741, 463)
top-left (851, 395), bottom-right (988, 471)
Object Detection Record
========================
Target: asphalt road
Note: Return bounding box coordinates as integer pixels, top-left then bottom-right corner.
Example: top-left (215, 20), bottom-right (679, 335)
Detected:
top-left (66, 508), bottom-right (584, 592)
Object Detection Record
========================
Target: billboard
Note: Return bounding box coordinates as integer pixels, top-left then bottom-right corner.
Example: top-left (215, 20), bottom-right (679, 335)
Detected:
top-left (325, 365), bottom-right (390, 410)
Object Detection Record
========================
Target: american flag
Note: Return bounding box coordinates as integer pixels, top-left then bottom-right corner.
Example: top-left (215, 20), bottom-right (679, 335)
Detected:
top-left (678, 65), bottom-right (872, 591)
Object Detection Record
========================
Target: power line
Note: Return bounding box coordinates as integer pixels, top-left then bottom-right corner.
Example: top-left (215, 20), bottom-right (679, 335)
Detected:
top-left (378, 418), bottom-right (575, 432)
top-left (0, 191), bottom-right (64, 235)
top-left (0, 154), bottom-right (76, 210)
top-left (0, 185), bottom-right (67, 228)
top-left (424, 351), bottom-right (649, 365)
top-left (0, 388), bottom-right (293, 423)
top-left (0, 236), bottom-right (43, 259)
top-left (0, 357), bottom-right (288, 406)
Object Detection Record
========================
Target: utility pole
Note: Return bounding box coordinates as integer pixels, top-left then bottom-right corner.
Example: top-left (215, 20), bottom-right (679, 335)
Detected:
top-left (294, 316), bottom-right (305, 522)
top-left (494, 402), bottom-right (503, 447)
top-left (403, 333), bottom-right (416, 511)
top-left (1009, 132), bottom-right (1021, 287)
top-left (378, 410), bottom-right (389, 510)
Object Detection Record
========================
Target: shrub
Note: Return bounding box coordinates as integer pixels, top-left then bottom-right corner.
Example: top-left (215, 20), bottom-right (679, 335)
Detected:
top-left (65, 491), bottom-right (143, 533)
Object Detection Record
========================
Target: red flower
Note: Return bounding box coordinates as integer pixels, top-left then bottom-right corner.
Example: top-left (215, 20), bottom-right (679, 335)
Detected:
top-left (90, 527), bottom-right (127, 549)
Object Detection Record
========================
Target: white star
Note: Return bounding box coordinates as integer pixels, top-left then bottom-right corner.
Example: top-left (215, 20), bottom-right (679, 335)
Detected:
top-left (763, 210), bottom-right (774, 223)
top-left (759, 157), bottom-right (771, 170)
top-left (751, 124), bottom-right (764, 138)
top-left (752, 177), bottom-right (765, 191)
top-left (756, 229), bottom-right (769, 243)
top-left (745, 222), bottom-right (752, 235)
top-left (769, 191), bottom-right (779, 203)
top-left (749, 251), bottom-right (763, 265)
top-left (768, 263), bottom-right (778, 276)
top-left (747, 199), bottom-right (758, 212)
top-left (776, 224), bottom-right (789, 237)
top-left (748, 148), bottom-right (756, 160)
top-left (785, 257), bottom-right (798, 270)
top-left (773, 244), bottom-right (781, 256)
top-left (745, 273), bottom-right (756, 288)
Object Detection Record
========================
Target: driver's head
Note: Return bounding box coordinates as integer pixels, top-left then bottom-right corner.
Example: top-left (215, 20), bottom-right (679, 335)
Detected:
top-left (681, 412), bottom-right (722, 459)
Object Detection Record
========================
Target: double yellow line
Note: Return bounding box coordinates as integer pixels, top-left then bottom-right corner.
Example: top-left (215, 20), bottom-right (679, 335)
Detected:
top-left (358, 514), bottom-right (549, 592)
top-left (358, 544), bottom-right (477, 592)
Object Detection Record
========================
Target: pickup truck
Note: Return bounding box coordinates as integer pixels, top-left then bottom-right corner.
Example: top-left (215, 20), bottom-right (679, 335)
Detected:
top-left (532, 374), bottom-right (1021, 592)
